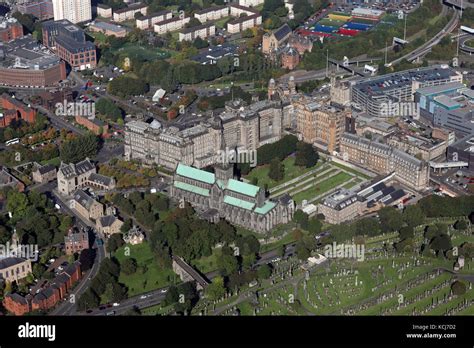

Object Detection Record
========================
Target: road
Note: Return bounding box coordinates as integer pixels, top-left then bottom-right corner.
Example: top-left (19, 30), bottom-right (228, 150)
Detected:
top-left (49, 191), bottom-right (107, 315)
top-left (389, 7), bottom-right (459, 65)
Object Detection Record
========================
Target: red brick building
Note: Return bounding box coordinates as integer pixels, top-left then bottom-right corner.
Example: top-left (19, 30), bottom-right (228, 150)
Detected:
top-left (281, 47), bottom-right (300, 70)
top-left (2, 262), bottom-right (82, 315)
top-left (0, 20), bottom-right (24, 42)
top-left (64, 227), bottom-right (89, 255)
top-left (0, 94), bottom-right (37, 128)
top-left (3, 293), bottom-right (30, 316)
top-left (75, 115), bottom-right (108, 136)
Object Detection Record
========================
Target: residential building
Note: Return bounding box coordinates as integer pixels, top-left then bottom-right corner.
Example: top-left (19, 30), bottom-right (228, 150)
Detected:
top-left (42, 20), bottom-right (97, 70)
top-left (340, 133), bottom-right (430, 190)
top-left (4, 262), bottom-right (81, 315)
top-left (96, 215), bottom-right (124, 236)
top-left (194, 6), bottom-right (228, 23)
top-left (170, 163), bottom-right (295, 233)
top-left (0, 257), bottom-right (32, 283)
top-left (288, 34), bottom-right (312, 55)
top-left (96, 4), bottom-right (112, 18)
top-left (17, 0), bottom-right (54, 21)
top-left (113, 3), bottom-right (148, 22)
top-left (52, 0), bottom-right (92, 24)
top-left (238, 0), bottom-right (264, 7)
top-left (32, 163), bottom-right (56, 184)
top-left (64, 227), bottom-right (89, 255)
top-left (229, 4), bottom-right (258, 17)
top-left (136, 10), bottom-right (172, 30)
top-left (179, 23), bottom-right (215, 42)
top-left (3, 293), bottom-right (30, 315)
top-left (154, 16), bottom-right (190, 35)
top-left (227, 13), bottom-right (262, 34)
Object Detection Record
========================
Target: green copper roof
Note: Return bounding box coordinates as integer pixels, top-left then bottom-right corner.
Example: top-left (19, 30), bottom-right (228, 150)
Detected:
top-left (254, 201), bottom-right (276, 215)
top-left (226, 179), bottom-right (260, 197)
top-left (223, 195), bottom-right (255, 210)
top-left (176, 164), bottom-right (215, 184)
top-left (174, 181), bottom-right (210, 197)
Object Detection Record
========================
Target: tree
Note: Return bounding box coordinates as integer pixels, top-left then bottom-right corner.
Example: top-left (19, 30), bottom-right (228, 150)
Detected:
top-left (307, 218), bottom-right (322, 235)
top-left (403, 205), bottom-right (425, 228)
top-left (257, 264), bottom-right (272, 279)
top-left (102, 280), bottom-right (128, 303)
top-left (60, 134), bottom-right (99, 163)
top-left (121, 258), bottom-right (137, 275)
top-left (451, 280), bottom-right (467, 296)
top-left (399, 226), bottom-right (414, 240)
top-left (295, 142), bottom-right (318, 168)
top-left (6, 191), bottom-right (29, 217)
top-left (79, 248), bottom-right (96, 272)
top-left (217, 254), bottom-right (239, 276)
top-left (454, 220), bottom-right (468, 230)
top-left (430, 234), bottom-right (452, 253)
top-left (378, 207), bottom-right (403, 232)
top-left (205, 276), bottom-right (226, 300)
top-left (107, 234), bottom-right (124, 253)
top-left (296, 242), bottom-right (310, 260)
top-left (293, 210), bottom-right (309, 229)
top-left (96, 98), bottom-right (123, 122)
top-left (77, 289), bottom-right (100, 311)
top-left (268, 157), bottom-right (284, 181)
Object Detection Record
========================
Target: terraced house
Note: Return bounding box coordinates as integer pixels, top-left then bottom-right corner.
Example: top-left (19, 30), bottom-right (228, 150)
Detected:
top-left (170, 163), bottom-right (295, 233)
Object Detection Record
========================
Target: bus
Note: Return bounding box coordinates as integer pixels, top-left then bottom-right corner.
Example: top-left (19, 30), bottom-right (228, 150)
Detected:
top-left (5, 138), bottom-right (19, 146)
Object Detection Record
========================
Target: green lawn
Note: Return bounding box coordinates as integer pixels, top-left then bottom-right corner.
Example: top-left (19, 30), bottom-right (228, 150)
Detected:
top-left (114, 243), bottom-right (177, 297)
top-left (330, 161), bottom-right (372, 179)
top-left (190, 248), bottom-right (222, 274)
top-left (214, 17), bottom-right (230, 29)
top-left (40, 157), bottom-right (61, 167)
top-left (245, 157), bottom-right (323, 190)
top-left (113, 43), bottom-right (170, 61)
top-left (292, 172), bottom-right (352, 204)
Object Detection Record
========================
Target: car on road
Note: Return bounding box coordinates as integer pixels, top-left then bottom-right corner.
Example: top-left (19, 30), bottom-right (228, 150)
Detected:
top-left (86, 309), bottom-right (93, 313)
top-left (113, 303), bottom-right (120, 307)
top-left (106, 311), bottom-right (115, 316)
top-left (140, 295), bottom-right (147, 299)
top-left (160, 289), bottom-right (167, 293)
top-left (99, 306), bottom-right (106, 310)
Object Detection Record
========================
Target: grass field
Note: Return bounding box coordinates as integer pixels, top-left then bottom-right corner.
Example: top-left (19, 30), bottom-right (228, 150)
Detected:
top-left (113, 43), bottom-right (170, 62)
top-left (292, 171), bottom-right (352, 204)
top-left (245, 157), bottom-right (323, 190)
top-left (114, 243), bottom-right (177, 296)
